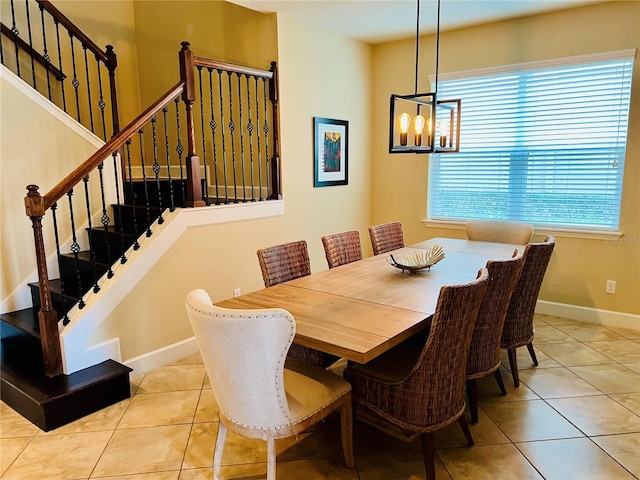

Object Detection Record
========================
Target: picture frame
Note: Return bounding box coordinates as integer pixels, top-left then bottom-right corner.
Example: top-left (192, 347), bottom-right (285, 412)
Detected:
top-left (314, 117), bottom-right (349, 187)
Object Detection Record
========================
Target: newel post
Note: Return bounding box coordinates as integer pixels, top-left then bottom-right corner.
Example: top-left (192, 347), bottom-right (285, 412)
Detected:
top-left (105, 45), bottom-right (120, 136)
top-left (179, 41), bottom-right (205, 207)
top-left (269, 61), bottom-right (282, 200)
top-left (24, 185), bottom-right (63, 377)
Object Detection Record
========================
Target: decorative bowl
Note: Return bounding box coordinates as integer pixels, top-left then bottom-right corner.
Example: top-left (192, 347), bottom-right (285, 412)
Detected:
top-left (387, 245), bottom-right (446, 273)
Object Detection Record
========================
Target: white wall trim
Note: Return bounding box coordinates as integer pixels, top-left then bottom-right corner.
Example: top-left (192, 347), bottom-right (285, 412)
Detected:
top-left (124, 337), bottom-right (199, 377)
top-left (536, 300), bottom-right (640, 331)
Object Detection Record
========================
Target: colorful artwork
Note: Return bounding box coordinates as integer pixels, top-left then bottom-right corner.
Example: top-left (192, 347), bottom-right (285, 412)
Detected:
top-left (323, 132), bottom-right (342, 172)
top-left (314, 117), bottom-right (348, 187)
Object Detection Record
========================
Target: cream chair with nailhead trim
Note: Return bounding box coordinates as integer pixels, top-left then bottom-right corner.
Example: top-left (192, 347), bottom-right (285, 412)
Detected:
top-left (185, 289), bottom-right (355, 480)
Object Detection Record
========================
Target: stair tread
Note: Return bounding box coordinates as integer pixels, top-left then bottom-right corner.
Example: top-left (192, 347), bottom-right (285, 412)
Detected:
top-left (59, 251), bottom-right (110, 267)
top-left (0, 309), bottom-right (40, 338)
top-left (28, 279), bottom-right (81, 300)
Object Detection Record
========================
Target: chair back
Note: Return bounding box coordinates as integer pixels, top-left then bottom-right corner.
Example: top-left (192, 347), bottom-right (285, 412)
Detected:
top-left (186, 289), bottom-right (295, 429)
top-left (501, 236), bottom-right (555, 348)
top-left (369, 221), bottom-right (405, 255)
top-left (466, 219), bottom-right (533, 245)
top-left (467, 250), bottom-right (526, 378)
top-left (257, 240), bottom-right (311, 287)
top-left (322, 230), bottom-right (363, 268)
top-left (399, 269), bottom-right (489, 427)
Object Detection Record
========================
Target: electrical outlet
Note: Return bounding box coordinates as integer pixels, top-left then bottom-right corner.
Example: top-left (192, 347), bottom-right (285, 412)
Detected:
top-left (233, 288), bottom-right (241, 297)
top-left (605, 280), bottom-right (616, 294)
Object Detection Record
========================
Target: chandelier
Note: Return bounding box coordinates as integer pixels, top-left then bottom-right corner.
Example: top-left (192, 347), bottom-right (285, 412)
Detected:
top-left (389, 0), bottom-right (461, 154)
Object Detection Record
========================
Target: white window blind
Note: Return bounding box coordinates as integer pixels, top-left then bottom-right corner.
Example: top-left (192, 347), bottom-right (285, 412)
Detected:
top-left (428, 52), bottom-right (634, 230)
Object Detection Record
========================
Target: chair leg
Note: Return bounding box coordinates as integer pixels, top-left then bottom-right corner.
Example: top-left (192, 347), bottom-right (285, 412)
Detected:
top-left (526, 343), bottom-right (539, 366)
top-left (421, 432), bottom-right (436, 480)
top-left (457, 415), bottom-right (475, 446)
top-left (507, 348), bottom-right (520, 387)
top-left (266, 435), bottom-right (276, 480)
top-left (493, 369), bottom-right (507, 395)
top-left (466, 379), bottom-right (479, 424)
top-left (213, 422), bottom-right (227, 480)
top-left (339, 399), bottom-right (355, 468)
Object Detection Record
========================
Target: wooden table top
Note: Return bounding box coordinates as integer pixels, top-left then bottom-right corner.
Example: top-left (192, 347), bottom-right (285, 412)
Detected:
top-left (217, 238), bottom-right (521, 364)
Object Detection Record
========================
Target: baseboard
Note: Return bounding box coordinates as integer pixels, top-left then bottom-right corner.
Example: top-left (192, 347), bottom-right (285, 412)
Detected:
top-left (123, 337), bottom-right (199, 377)
top-left (536, 300), bottom-right (640, 331)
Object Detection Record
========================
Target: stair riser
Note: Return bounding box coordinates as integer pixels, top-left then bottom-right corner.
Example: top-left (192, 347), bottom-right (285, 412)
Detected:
top-left (124, 179), bottom-right (188, 209)
top-left (29, 284), bottom-right (78, 318)
top-left (87, 229), bottom-right (137, 264)
top-left (58, 255), bottom-right (109, 290)
top-left (112, 205), bottom-right (162, 235)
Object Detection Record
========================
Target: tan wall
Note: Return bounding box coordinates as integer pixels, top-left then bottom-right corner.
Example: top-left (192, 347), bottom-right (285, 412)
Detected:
top-left (371, 1), bottom-right (640, 315)
top-left (90, 12), bottom-right (374, 360)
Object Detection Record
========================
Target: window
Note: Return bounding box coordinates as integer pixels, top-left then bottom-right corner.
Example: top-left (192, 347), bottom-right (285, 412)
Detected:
top-left (428, 50), bottom-right (634, 231)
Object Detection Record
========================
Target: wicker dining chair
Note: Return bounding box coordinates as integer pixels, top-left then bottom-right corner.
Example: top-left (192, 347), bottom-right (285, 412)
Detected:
top-left (344, 269), bottom-right (490, 480)
top-left (321, 230), bottom-right (363, 269)
top-left (257, 240), bottom-right (337, 368)
top-left (466, 219), bottom-right (533, 245)
top-left (186, 289), bottom-right (355, 480)
top-left (368, 221), bottom-right (405, 255)
top-left (501, 235), bottom-right (555, 387)
top-left (466, 249), bottom-right (526, 423)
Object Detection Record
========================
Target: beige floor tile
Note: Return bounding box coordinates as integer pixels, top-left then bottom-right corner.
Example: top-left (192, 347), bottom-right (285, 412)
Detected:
top-left (480, 399), bottom-right (583, 442)
top-left (277, 412), bottom-right (346, 461)
top-left (623, 362), bottom-right (640, 374)
top-left (606, 326), bottom-right (640, 340)
top-left (552, 323), bottom-right (625, 342)
top-left (536, 342), bottom-right (616, 366)
top-left (585, 340), bottom-right (640, 363)
top-left (131, 373), bottom-right (145, 394)
top-left (351, 416), bottom-right (422, 456)
top-left (531, 325), bottom-right (579, 344)
top-left (434, 409), bottom-right (510, 447)
top-left (2, 431), bottom-right (111, 480)
top-left (500, 346), bottom-right (561, 372)
top-left (277, 457), bottom-right (359, 479)
top-left (96, 472), bottom-right (181, 480)
top-left (93, 425), bottom-right (191, 477)
top-left (592, 432), bottom-right (640, 478)
top-left (0, 403), bottom-right (40, 438)
top-left (476, 368), bottom-right (540, 402)
top-left (610, 393), bottom-right (640, 416)
top-left (516, 437), bottom-right (637, 479)
top-left (194, 388), bottom-right (220, 423)
top-left (119, 391), bottom-right (200, 428)
top-left (171, 351), bottom-right (204, 366)
top-left (548, 395), bottom-right (640, 436)
top-left (535, 315), bottom-right (579, 326)
top-left (39, 397), bottom-right (130, 435)
top-left (438, 443), bottom-right (543, 480)
top-left (533, 315), bottom-right (549, 325)
top-left (0, 436), bottom-right (31, 476)
top-left (357, 450), bottom-right (451, 480)
top-left (518, 367), bottom-right (601, 398)
top-left (570, 364), bottom-right (640, 394)
top-left (179, 467), bottom-right (215, 479)
top-left (138, 364), bottom-right (206, 393)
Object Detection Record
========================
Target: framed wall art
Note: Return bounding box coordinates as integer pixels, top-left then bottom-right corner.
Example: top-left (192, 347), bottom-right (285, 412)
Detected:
top-left (314, 117), bottom-right (348, 187)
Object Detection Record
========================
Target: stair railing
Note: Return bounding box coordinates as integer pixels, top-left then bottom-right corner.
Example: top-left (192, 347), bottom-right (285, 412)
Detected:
top-left (1, 0), bottom-right (119, 140)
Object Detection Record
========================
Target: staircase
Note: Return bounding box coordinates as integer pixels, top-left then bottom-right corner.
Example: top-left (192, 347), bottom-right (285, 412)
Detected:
top-left (0, 180), bottom-right (185, 431)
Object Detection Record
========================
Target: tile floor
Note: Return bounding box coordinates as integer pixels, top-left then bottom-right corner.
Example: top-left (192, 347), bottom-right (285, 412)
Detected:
top-left (1, 314), bottom-right (639, 479)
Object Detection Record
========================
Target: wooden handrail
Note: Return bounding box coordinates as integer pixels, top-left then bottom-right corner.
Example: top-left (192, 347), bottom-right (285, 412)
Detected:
top-left (37, 0), bottom-right (108, 63)
top-left (41, 81), bottom-right (185, 211)
top-left (1, 23), bottom-right (66, 80)
top-left (193, 56), bottom-right (273, 79)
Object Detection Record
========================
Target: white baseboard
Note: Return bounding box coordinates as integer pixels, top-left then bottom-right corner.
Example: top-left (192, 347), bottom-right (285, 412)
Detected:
top-left (536, 300), bottom-right (640, 331)
top-left (123, 336), bottom-right (199, 377)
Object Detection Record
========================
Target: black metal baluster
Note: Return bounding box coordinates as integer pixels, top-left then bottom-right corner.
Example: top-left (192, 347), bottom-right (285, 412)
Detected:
top-left (197, 66), bottom-right (210, 205)
top-left (255, 77), bottom-right (263, 201)
top-left (10, 0), bottom-right (21, 77)
top-left (246, 75), bottom-right (255, 202)
top-left (151, 117), bottom-right (164, 224)
top-left (208, 68), bottom-right (220, 205)
top-left (66, 189), bottom-right (85, 309)
top-left (228, 72), bottom-right (238, 203)
top-left (39, 4), bottom-right (52, 100)
top-left (111, 151), bottom-right (127, 264)
top-left (24, 0), bottom-right (37, 88)
top-left (83, 45), bottom-right (95, 133)
top-left (96, 60), bottom-right (107, 141)
top-left (262, 78), bottom-right (271, 199)
top-left (69, 34), bottom-right (81, 122)
top-left (138, 129), bottom-right (152, 237)
top-left (82, 175), bottom-right (99, 293)
top-left (218, 69), bottom-right (229, 204)
top-left (54, 19), bottom-right (66, 111)
top-left (125, 140), bottom-right (140, 250)
top-left (174, 98), bottom-right (186, 206)
top-left (51, 203), bottom-right (70, 325)
top-left (237, 73), bottom-right (247, 202)
top-left (97, 161), bottom-right (115, 276)
top-left (162, 106), bottom-right (175, 212)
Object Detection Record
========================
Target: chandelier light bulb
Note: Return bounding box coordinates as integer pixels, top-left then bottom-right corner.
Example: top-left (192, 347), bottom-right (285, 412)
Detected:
top-left (414, 114), bottom-right (425, 146)
top-left (399, 112), bottom-right (411, 146)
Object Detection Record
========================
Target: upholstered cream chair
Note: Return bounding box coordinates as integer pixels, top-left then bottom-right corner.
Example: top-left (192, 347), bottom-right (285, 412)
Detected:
top-left (465, 219), bottom-right (533, 245)
top-left (368, 221), bottom-right (405, 255)
top-left (186, 289), bottom-right (355, 480)
top-left (321, 230), bottom-right (363, 268)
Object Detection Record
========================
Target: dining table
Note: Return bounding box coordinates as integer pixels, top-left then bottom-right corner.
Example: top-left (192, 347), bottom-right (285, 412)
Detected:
top-left (216, 237), bottom-right (522, 364)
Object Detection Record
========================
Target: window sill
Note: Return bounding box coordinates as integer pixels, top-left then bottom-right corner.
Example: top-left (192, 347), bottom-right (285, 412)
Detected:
top-left (422, 219), bottom-right (623, 241)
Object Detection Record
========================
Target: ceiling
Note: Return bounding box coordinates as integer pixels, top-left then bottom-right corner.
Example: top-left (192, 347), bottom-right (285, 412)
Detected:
top-left (227, 0), bottom-right (607, 44)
